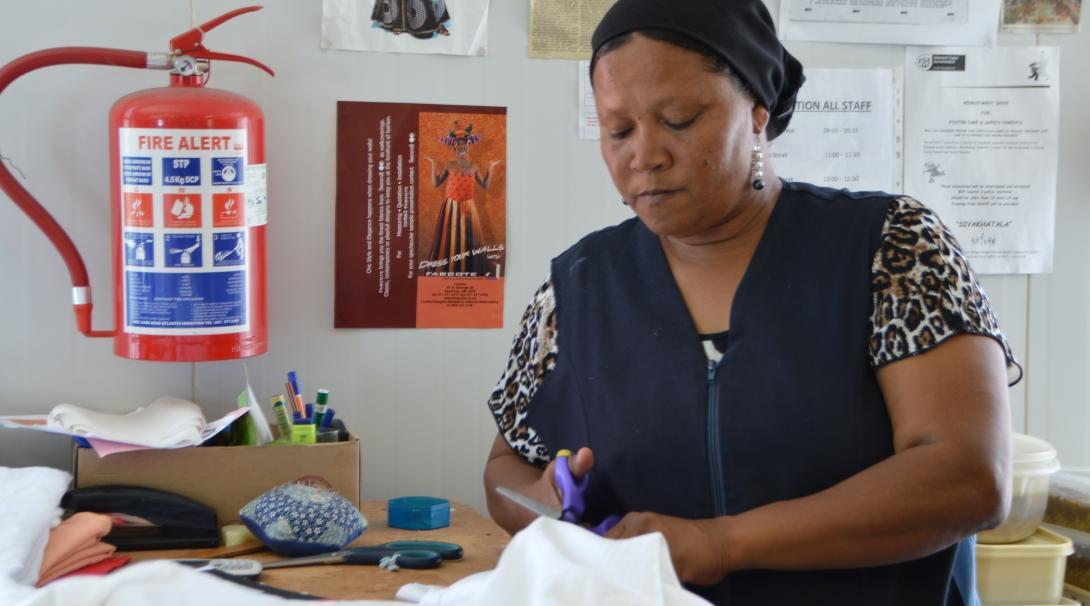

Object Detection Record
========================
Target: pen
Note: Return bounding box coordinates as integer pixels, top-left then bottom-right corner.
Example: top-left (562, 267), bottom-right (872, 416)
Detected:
top-left (285, 381), bottom-right (304, 416)
top-left (271, 395), bottom-right (292, 438)
top-left (314, 389), bottom-right (329, 426)
top-left (320, 407), bottom-right (336, 429)
top-left (287, 372), bottom-right (306, 417)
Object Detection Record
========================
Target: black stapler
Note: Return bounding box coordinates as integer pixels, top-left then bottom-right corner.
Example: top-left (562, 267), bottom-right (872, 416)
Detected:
top-left (61, 486), bottom-right (219, 550)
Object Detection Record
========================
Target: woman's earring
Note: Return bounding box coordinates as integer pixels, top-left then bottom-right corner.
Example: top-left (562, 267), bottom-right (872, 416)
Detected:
top-left (750, 138), bottom-right (765, 191)
top-left (621, 199), bottom-right (629, 206)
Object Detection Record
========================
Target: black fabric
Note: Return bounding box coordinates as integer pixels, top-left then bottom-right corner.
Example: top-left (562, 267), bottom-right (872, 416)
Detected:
top-left (527, 181), bottom-right (964, 605)
top-left (591, 0), bottom-right (804, 140)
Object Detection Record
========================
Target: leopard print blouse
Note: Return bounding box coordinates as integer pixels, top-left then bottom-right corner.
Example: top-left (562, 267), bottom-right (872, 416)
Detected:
top-left (487, 196), bottom-right (1022, 467)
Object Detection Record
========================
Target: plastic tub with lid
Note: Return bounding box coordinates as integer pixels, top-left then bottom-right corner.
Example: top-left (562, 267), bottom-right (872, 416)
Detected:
top-left (976, 526), bottom-right (1073, 605)
top-left (978, 433), bottom-right (1062, 544)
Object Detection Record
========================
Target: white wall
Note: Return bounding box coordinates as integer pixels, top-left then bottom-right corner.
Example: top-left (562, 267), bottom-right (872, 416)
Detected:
top-left (0, 1), bottom-right (1086, 515)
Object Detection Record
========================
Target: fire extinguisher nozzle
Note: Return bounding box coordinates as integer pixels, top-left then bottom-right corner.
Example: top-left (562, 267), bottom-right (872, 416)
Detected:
top-left (73, 303), bottom-right (117, 338)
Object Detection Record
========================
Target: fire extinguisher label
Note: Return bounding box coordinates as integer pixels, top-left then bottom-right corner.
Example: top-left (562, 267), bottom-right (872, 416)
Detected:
top-left (124, 272), bottom-right (246, 329)
top-left (245, 164), bottom-right (267, 227)
top-left (119, 127), bottom-right (253, 335)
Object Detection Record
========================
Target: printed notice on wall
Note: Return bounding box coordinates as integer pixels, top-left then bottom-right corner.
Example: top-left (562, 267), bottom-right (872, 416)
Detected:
top-left (529, 0), bottom-right (613, 59)
top-left (904, 46), bottom-right (1060, 275)
top-left (578, 60), bottom-right (600, 140)
top-left (772, 68), bottom-right (902, 194)
top-left (321, 0), bottom-right (490, 56)
top-left (779, 0), bottom-right (1000, 46)
top-left (335, 102), bottom-right (507, 328)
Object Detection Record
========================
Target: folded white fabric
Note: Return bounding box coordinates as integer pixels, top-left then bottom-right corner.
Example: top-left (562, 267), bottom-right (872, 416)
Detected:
top-left (47, 397), bottom-right (206, 448)
top-left (16, 560), bottom-right (403, 606)
top-left (0, 467), bottom-right (72, 604)
top-left (398, 517), bottom-right (713, 606)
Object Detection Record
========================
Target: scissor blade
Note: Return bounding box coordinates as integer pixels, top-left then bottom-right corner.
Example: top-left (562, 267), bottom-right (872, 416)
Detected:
top-left (496, 486), bottom-right (562, 520)
top-left (260, 551), bottom-right (349, 569)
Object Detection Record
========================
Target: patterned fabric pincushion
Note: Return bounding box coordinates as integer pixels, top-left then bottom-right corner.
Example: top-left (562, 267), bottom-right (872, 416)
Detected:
top-left (240, 483), bottom-right (367, 556)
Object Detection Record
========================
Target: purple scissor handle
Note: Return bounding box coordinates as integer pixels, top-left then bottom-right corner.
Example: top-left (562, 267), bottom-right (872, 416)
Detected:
top-left (554, 449), bottom-right (621, 535)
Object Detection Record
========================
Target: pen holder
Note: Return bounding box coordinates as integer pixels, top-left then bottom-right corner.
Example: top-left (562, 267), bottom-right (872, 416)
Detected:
top-left (290, 424), bottom-right (316, 444)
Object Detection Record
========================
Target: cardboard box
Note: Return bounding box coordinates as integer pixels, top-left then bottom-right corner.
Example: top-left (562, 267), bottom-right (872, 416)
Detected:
top-left (72, 434), bottom-right (360, 525)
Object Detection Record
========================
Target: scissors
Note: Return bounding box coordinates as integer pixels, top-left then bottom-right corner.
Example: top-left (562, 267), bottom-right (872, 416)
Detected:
top-left (261, 540), bottom-right (463, 570)
top-left (496, 448), bottom-right (621, 535)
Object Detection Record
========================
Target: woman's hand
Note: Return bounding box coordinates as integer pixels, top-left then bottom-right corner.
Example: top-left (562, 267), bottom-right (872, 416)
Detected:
top-left (483, 433), bottom-right (597, 535)
top-left (524, 446), bottom-right (595, 511)
top-left (606, 512), bottom-right (730, 586)
top-left (489, 159), bottom-right (502, 169)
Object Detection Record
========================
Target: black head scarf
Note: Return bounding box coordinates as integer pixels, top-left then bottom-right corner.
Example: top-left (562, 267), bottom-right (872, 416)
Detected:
top-left (591, 0), bottom-right (804, 141)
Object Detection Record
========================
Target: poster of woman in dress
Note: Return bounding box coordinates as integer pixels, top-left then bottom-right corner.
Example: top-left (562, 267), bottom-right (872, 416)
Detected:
top-left (322, 0), bottom-right (490, 56)
top-left (335, 102), bottom-right (506, 329)
top-left (420, 119), bottom-right (503, 277)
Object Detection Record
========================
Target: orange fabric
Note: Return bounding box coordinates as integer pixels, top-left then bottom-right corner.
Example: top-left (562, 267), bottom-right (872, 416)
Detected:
top-left (37, 512), bottom-right (116, 586)
top-left (55, 555), bottom-right (130, 581)
top-left (445, 174), bottom-right (476, 202)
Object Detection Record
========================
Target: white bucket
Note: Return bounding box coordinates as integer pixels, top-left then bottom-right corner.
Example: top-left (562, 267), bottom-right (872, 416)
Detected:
top-left (978, 433), bottom-right (1062, 544)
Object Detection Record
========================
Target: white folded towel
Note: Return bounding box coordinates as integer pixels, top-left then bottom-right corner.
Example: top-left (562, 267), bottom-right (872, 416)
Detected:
top-left (0, 466), bottom-right (72, 603)
top-left (47, 397), bottom-right (206, 448)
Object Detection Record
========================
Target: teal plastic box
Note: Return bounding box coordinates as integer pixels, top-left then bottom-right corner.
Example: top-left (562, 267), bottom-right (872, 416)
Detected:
top-left (387, 496), bottom-right (450, 530)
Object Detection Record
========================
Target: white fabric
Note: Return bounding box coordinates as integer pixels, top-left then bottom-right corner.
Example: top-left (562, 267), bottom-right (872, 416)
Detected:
top-left (0, 467), bottom-right (71, 603)
top-left (14, 561), bottom-right (403, 606)
top-left (396, 517), bottom-right (712, 606)
top-left (47, 397), bottom-right (206, 448)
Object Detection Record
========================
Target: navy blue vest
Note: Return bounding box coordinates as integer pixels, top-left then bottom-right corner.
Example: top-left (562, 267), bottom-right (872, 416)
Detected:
top-left (526, 182), bottom-right (958, 605)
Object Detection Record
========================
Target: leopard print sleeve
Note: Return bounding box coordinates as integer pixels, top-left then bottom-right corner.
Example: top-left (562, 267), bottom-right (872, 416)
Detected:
top-left (486, 277), bottom-right (558, 467)
top-left (870, 196), bottom-right (1023, 385)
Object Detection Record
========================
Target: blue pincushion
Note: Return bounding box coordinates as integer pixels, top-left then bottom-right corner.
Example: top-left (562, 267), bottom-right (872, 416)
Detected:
top-left (240, 483), bottom-right (367, 556)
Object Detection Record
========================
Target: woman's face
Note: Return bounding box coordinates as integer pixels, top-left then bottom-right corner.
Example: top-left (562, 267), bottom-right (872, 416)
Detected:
top-left (593, 35), bottom-right (765, 239)
top-left (454, 139), bottom-right (469, 157)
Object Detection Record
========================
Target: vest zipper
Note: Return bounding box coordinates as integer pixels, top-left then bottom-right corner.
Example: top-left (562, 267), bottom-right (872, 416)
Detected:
top-left (707, 359), bottom-right (727, 516)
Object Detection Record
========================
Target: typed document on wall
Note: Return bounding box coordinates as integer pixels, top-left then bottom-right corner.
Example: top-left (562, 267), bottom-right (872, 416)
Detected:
top-left (904, 46), bottom-right (1060, 275)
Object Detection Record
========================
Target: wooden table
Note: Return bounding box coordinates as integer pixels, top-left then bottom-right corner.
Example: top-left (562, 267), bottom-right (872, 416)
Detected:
top-left (124, 500), bottom-right (510, 600)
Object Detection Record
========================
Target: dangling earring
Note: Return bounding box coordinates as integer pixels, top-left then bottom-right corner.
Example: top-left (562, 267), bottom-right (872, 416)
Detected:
top-left (750, 137), bottom-right (765, 191)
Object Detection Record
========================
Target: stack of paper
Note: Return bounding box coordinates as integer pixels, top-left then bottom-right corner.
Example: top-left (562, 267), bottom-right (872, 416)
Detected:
top-left (47, 398), bottom-right (207, 448)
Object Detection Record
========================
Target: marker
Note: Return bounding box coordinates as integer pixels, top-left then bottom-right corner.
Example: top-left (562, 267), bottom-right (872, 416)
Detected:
top-left (288, 371), bottom-right (302, 398)
top-left (313, 389), bottom-right (329, 426)
top-left (320, 407), bottom-right (336, 429)
top-left (286, 372), bottom-right (306, 417)
top-left (271, 395), bottom-right (292, 438)
top-left (285, 381), bottom-right (304, 416)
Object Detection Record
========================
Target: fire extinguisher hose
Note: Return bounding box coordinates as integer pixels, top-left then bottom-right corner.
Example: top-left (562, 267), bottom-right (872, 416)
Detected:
top-left (0, 48), bottom-right (162, 337)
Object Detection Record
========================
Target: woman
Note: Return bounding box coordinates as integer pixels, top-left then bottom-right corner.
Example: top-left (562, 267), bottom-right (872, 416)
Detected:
top-left (371, 0), bottom-right (450, 39)
top-left (483, 0), bottom-right (1019, 604)
top-left (424, 122), bottom-right (501, 275)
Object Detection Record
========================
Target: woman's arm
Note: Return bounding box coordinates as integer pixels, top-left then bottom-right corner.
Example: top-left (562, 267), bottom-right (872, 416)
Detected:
top-left (424, 157), bottom-right (449, 187)
top-left (484, 433), bottom-right (595, 535)
top-left (475, 160), bottom-right (502, 189)
top-left (608, 333), bottom-right (1012, 585)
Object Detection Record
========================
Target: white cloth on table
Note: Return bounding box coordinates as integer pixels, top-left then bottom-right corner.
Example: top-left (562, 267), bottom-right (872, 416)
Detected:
top-left (0, 467), bottom-right (71, 603)
top-left (396, 516), bottom-right (712, 606)
top-left (47, 397), bottom-right (206, 448)
top-left (14, 560), bottom-right (404, 606)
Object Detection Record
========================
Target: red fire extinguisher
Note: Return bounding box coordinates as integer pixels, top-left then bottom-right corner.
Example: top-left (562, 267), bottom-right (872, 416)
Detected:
top-left (0, 6), bottom-right (272, 361)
